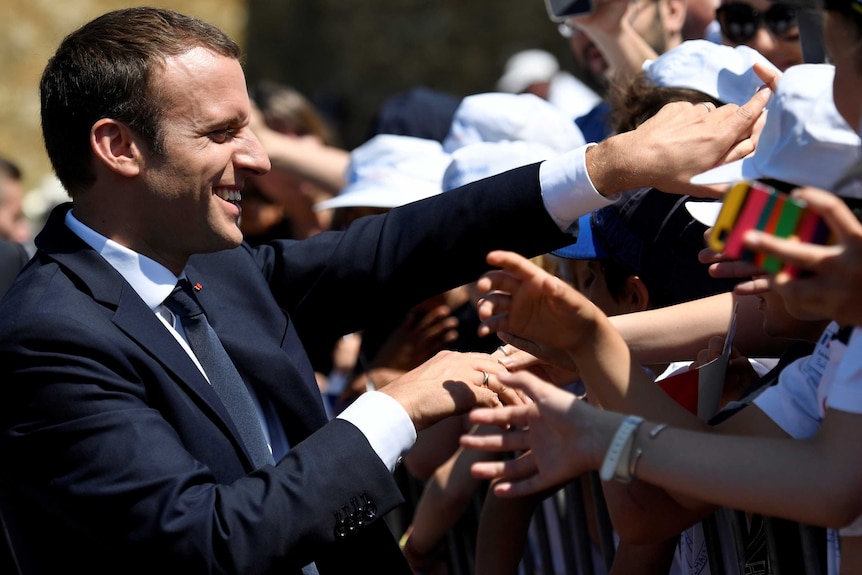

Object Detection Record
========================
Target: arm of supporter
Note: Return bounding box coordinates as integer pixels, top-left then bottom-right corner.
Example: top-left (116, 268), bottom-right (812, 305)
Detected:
top-left (479, 250), bottom-right (735, 427)
top-left (401, 430), bottom-right (497, 573)
top-left (567, 0), bottom-right (660, 83)
top-left (475, 489), bottom-right (547, 575)
top-left (464, 373), bottom-right (862, 529)
top-left (609, 291), bottom-right (788, 363)
top-left (249, 105), bottom-right (349, 194)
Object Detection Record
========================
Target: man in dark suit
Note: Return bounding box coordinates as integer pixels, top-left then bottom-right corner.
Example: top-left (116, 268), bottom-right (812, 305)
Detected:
top-left (0, 7), bottom-right (769, 575)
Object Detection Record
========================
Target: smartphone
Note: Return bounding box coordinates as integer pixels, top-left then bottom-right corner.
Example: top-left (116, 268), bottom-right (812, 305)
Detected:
top-left (722, 181), bottom-right (776, 260)
top-left (545, 0), bottom-right (594, 20)
top-left (708, 180), bottom-right (752, 253)
top-left (709, 180), bottom-right (834, 275)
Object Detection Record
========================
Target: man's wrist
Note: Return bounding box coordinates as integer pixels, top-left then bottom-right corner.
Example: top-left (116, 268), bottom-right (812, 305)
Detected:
top-left (586, 134), bottom-right (645, 198)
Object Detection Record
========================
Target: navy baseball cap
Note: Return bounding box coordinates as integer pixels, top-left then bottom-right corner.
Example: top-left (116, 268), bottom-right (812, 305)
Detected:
top-left (556, 189), bottom-right (740, 306)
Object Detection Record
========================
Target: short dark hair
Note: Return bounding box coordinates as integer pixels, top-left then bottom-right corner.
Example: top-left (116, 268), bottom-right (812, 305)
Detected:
top-left (40, 7), bottom-right (241, 195)
top-left (606, 74), bottom-right (724, 135)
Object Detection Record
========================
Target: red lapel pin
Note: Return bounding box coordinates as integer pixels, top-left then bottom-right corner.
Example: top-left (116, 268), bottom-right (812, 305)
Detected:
top-left (193, 282), bottom-right (202, 291)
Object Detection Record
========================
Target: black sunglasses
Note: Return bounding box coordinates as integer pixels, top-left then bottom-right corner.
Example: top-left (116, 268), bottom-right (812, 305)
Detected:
top-left (716, 2), bottom-right (797, 44)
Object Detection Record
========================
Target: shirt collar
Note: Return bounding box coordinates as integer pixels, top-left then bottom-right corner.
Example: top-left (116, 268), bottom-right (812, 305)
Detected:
top-left (64, 209), bottom-right (180, 311)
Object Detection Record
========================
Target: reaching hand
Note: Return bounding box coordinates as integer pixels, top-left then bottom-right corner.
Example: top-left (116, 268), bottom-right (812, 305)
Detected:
top-left (372, 303), bottom-right (460, 373)
top-left (476, 250), bottom-right (604, 371)
top-left (493, 344), bottom-right (582, 389)
top-left (460, 369), bottom-right (624, 497)
top-left (738, 187), bottom-right (862, 324)
top-left (380, 350), bottom-right (521, 433)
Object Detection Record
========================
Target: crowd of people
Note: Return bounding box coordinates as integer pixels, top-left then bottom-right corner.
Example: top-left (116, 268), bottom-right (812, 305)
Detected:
top-left (0, 0), bottom-right (859, 574)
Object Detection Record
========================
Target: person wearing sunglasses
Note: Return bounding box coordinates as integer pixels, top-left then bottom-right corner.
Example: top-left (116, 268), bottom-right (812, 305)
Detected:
top-left (716, 0), bottom-right (804, 69)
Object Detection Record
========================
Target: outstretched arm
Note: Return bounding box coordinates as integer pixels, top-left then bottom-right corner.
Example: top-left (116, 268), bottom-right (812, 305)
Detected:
top-left (462, 371), bottom-right (862, 529)
top-left (586, 86), bottom-right (772, 197)
top-left (477, 250), bottom-right (717, 428)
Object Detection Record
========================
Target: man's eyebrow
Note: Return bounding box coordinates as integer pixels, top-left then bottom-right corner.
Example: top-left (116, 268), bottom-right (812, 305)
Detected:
top-left (202, 114), bottom-right (247, 130)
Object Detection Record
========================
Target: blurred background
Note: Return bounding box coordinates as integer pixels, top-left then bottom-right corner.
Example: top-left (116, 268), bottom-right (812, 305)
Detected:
top-left (0, 0), bottom-right (571, 230)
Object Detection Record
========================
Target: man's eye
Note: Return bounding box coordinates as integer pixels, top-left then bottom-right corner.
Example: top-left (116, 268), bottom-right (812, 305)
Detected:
top-left (210, 129), bottom-right (237, 143)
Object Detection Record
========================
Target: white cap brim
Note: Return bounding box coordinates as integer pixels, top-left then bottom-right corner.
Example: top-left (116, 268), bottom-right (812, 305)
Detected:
top-left (684, 201), bottom-right (722, 227)
top-left (689, 159), bottom-right (748, 186)
top-left (313, 181), bottom-right (440, 212)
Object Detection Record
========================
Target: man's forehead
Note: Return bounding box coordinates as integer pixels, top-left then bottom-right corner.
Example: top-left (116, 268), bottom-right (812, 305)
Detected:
top-left (154, 48), bottom-right (249, 116)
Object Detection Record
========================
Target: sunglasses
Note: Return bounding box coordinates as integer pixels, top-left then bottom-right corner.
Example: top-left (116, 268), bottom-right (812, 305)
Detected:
top-left (716, 2), bottom-right (797, 44)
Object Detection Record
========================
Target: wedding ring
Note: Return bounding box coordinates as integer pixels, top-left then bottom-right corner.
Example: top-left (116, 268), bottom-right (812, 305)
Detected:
top-left (497, 345), bottom-right (510, 356)
top-left (700, 102), bottom-right (713, 112)
top-left (481, 371), bottom-right (489, 387)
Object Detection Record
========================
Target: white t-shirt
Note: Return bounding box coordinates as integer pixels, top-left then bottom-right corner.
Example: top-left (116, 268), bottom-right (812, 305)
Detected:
top-left (754, 321), bottom-right (861, 575)
top-left (673, 322), bottom-right (843, 575)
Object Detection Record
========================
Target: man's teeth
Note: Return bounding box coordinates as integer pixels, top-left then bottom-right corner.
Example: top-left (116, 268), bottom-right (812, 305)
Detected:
top-left (215, 189), bottom-right (242, 202)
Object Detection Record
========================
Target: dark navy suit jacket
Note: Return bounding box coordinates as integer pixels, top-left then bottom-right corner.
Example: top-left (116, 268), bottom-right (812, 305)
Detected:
top-left (0, 163), bottom-right (572, 574)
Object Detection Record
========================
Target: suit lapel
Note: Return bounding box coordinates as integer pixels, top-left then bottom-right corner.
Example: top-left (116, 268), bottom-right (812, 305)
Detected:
top-left (36, 205), bottom-right (257, 467)
top-left (110, 288), bottom-right (247, 444)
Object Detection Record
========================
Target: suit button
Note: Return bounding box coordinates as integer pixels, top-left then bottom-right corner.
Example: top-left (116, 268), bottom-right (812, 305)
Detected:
top-left (334, 511), bottom-right (348, 539)
top-left (362, 493), bottom-right (377, 521)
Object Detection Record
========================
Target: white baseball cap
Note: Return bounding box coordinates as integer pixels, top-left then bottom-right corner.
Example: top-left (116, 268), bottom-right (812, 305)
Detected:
top-left (643, 40), bottom-right (779, 105)
top-left (313, 134), bottom-right (452, 211)
top-left (442, 140), bottom-right (557, 191)
top-left (496, 49), bottom-right (560, 94)
top-left (690, 64), bottom-right (862, 199)
top-left (442, 92), bottom-right (586, 153)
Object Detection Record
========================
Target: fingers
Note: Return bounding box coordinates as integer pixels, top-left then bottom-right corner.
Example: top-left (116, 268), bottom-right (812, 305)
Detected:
top-left (708, 259), bottom-right (761, 280)
top-left (472, 453), bottom-right (547, 498)
top-left (753, 62), bottom-right (782, 92)
top-left (485, 250), bottom-right (545, 281)
top-left (730, 275), bottom-right (771, 296)
top-left (462, 405), bottom-right (529, 432)
top-left (469, 450), bottom-right (536, 481)
top-left (476, 269), bottom-right (521, 299)
top-left (476, 291), bottom-right (511, 322)
top-left (461, 424), bottom-right (530, 451)
top-left (468, 354), bottom-right (524, 407)
top-left (728, 87), bottom-right (772, 134)
top-left (743, 230), bottom-right (838, 273)
top-left (792, 188), bottom-right (862, 240)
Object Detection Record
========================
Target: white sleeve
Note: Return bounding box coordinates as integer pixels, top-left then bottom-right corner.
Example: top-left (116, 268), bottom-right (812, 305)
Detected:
top-left (753, 322), bottom-right (840, 439)
top-left (336, 391), bottom-right (416, 472)
top-left (539, 143), bottom-right (617, 232)
top-left (825, 327), bottom-right (862, 415)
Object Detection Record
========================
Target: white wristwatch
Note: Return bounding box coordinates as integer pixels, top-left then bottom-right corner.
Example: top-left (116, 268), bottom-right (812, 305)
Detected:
top-left (599, 415), bottom-right (643, 483)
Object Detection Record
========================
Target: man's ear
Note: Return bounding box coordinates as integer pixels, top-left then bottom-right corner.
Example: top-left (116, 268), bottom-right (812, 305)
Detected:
top-left (90, 118), bottom-right (143, 178)
top-left (623, 275), bottom-right (652, 313)
top-left (662, 0), bottom-right (688, 39)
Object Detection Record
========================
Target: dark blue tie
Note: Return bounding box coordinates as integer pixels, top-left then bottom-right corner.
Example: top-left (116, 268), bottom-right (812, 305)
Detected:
top-left (164, 279), bottom-right (275, 468)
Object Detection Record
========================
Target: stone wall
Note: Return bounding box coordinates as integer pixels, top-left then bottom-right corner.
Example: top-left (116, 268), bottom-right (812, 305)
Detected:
top-left (0, 0), bottom-right (247, 202)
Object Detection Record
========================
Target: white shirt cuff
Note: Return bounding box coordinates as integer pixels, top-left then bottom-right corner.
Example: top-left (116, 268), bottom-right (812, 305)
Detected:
top-left (337, 391), bottom-right (416, 473)
top-left (539, 143), bottom-right (617, 232)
